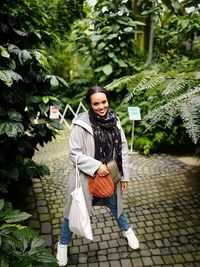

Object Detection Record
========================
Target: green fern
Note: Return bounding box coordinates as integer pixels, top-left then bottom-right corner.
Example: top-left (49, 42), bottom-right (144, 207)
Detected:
top-left (123, 75), bottom-right (165, 103)
top-left (143, 85), bottom-right (200, 143)
top-left (178, 95), bottom-right (200, 144)
top-left (163, 78), bottom-right (191, 96)
top-left (107, 70), bottom-right (200, 145)
top-left (105, 75), bottom-right (133, 91)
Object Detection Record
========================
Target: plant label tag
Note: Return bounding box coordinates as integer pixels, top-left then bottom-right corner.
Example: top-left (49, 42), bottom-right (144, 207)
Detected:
top-left (50, 105), bottom-right (59, 119)
top-left (128, 107), bottom-right (141, 120)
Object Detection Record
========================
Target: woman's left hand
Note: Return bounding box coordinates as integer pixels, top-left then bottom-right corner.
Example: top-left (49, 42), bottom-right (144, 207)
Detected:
top-left (121, 181), bottom-right (128, 192)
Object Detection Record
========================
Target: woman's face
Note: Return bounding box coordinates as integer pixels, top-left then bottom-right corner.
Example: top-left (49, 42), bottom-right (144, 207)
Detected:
top-left (90, 92), bottom-right (109, 117)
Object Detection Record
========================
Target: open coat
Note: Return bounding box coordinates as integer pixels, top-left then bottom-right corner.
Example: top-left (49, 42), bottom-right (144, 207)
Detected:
top-left (63, 111), bottom-right (129, 219)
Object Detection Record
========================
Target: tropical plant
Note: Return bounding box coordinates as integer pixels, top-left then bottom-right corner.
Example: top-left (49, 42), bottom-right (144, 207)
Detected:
top-left (35, 0), bottom-right (86, 38)
top-left (68, 0), bottom-right (145, 86)
top-left (106, 66), bottom-right (200, 155)
top-left (0, 0), bottom-right (67, 198)
top-left (0, 199), bottom-right (56, 266)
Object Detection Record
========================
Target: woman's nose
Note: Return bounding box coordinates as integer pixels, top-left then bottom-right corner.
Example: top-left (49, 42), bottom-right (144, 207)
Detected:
top-left (99, 104), bottom-right (104, 109)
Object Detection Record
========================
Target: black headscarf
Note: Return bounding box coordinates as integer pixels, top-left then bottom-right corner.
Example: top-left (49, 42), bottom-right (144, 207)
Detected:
top-left (89, 109), bottom-right (123, 176)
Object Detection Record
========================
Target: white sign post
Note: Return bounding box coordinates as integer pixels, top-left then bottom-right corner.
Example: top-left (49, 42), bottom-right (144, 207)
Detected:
top-left (128, 107), bottom-right (141, 153)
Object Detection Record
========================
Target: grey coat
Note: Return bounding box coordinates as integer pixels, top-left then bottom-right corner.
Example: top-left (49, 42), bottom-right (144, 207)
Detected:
top-left (63, 111), bottom-right (129, 219)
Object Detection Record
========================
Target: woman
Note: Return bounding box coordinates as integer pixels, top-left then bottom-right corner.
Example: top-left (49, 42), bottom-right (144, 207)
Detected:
top-left (56, 86), bottom-right (139, 266)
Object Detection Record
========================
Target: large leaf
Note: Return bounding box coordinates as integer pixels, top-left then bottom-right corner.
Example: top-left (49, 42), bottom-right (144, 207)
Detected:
top-left (102, 64), bottom-right (113, 76)
top-left (45, 75), bottom-right (59, 88)
top-left (56, 76), bottom-right (68, 87)
top-left (13, 28), bottom-right (28, 37)
top-left (7, 109), bottom-right (22, 122)
top-left (0, 46), bottom-right (10, 58)
top-left (39, 102), bottom-right (49, 114)
top-left (124, 27), bottom-right (133, 33)
top-left (0, 122), bottom-right (24, 137)
top-left (42, 95), bottom-right (57, 104)
top-left (6, 70), bottom-right (23, 82)
top-left (18, 50), bottom-right (32, 65)
top-left (0, 70), bottom-right (12, 87)
top-left (30, 237), bottom-right (45, 250)
top-left (32, 50), bottom-right (50, 68)
top-left (0, 199), bottom-right (4, 211)
top-left (8, 44), bottom-right (21, 55)
top-left (2, 210), bottom-right (31, 223)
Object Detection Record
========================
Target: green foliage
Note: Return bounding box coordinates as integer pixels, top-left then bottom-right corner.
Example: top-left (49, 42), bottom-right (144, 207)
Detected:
top-left (153, 0), bottom-right (200, 63)
top-left (107, 66), bottom-right (200, 155)
top-left (67, 0), bottom-right (145, 87)
top-left (89, 0), bottom-right (146, 83)
top-left (35, 0), bottom-right (85, 38)
top-left (0, 0), bottom-right (68, 196)
top-left (0, 199), bottom-right (56, 266)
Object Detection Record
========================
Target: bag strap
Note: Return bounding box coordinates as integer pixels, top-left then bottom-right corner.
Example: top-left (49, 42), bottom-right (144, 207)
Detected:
top-left (75, 156), bottom-right (81, 188)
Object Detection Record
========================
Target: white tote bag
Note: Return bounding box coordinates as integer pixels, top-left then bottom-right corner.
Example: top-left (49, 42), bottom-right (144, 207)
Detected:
top-left (68, 159), bottom-right (93, 240)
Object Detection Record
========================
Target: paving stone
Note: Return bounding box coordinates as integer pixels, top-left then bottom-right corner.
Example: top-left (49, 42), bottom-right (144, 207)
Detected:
top-left (163, 255), bottom-right (175, 264)
top-left (37, 206), bottom-right (49, 214)
top-left (131, 257), bottom-right (143, 266)
top-left (141, 257), bottom-right (154, 266)
top-left (41, 222), bottom-right (51, 233)
top-left (99, 262), bottom-right (109, 267)
top-left (36, 200), bottom-right (47, 206)
top-left (52, 228), bottom-right (60, 235)
top-left (140, 250), bottom-right (151, 257)
top-left (108, 253), bottom-right (120, 260)
top-left (99, 241), bottom-right (109, 250)
top-left (152, 255), bottom-right (164, 265)
top-left (79, 245), bottom-right (89, 253)
top-left (109, 260), bottom-right (121, 267)
top-left (79, 253), bottom-right (88, 263)
top-left (108, 239), bottom-right (118, 248)
top-left (39, 214), bottom-right (50, 221)
top-left (88, 255), bottom-right (98, 263)
top-left (121, 259), bottom-right (132, 267)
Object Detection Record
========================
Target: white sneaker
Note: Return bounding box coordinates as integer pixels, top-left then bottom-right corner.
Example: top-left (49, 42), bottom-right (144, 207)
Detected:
top-left (56, 242), bottom-right (68, 266)
top-left (123, 228), bottom-right (139, 250)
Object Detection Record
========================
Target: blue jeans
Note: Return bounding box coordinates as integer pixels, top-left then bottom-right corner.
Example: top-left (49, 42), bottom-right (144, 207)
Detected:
top-left (60, 194), bottom-right (129, 245)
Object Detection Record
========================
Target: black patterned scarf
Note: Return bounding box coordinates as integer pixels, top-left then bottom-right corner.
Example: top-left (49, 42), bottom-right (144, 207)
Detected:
top-left (89, 109), bottom-right (123, 176)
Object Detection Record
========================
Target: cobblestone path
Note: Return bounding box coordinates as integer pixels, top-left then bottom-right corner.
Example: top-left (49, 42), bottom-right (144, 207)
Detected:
top-left (25, 127), bottom-right (200, 267)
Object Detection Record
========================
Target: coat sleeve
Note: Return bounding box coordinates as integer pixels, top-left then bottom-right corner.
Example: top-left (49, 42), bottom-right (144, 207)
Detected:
top-left (119, 124), bottom-right (129, 182)
top-left (69, 124), bottom-right (102, 176)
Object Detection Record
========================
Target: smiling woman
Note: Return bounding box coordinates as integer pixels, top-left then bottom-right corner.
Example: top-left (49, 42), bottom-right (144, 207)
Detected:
top-left (56, 85), bottom-right (139, 266)
top-left (87, 87), bottom-right (109, 117)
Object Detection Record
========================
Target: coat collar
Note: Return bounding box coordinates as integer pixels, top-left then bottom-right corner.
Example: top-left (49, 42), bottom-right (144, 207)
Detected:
top-left (72, 111), bottom-right (121, 135)
top-left (72, 112), bottom-right (93, 135)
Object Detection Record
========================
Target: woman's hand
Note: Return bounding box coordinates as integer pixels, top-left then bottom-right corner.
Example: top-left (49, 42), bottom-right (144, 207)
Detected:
top-left (97, 164), bottom-right (109, 177)
top-left (121, 181), bottom-right (128, 192)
